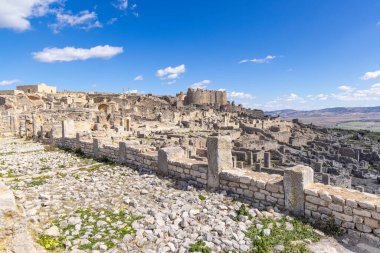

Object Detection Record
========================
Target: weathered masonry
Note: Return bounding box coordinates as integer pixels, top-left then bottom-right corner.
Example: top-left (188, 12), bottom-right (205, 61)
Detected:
top-left (35, 126), bottom-right (380, 241)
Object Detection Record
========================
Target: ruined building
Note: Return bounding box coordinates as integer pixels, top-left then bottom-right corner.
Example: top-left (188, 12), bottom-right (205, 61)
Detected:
top-left (184, 88), bottom-right (228, 106)
top-left (16, 83), bottom-right (57, 94)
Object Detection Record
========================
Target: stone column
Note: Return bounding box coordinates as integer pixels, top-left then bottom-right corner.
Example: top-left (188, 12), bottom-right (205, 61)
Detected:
top-left (93, 139), bottom-right (102, 159)
top-left (314, 161), bottom-right (323, 173)
top-left (125, 117), bottom-right (131, 131)
top-left (40, 126), bottom-right (44, 139)
top-left (158, 147), bottom-right (184, 176)
top-left (32, 114), bottom-right (37, 138)
top-left (284, 165), bottom-right (314, 216)
top-left (249, 152), bottom-right (254, 165)
top-left (62, 119), bottom-right (75, 138)
top-left (255, 163), bottom-right (262, 172)
top-left (119, 142), bottom-right (127, 163)
top-left (75, 133), bottom-right (81, 151)
top-left (206, 136), bottom-right (232, 189)
top-left (232, 156), bottom-right (237, 168)
top-left (264, 152), bottom-right (271, 168)
top-left (322, 173), bottom-right (330, 185)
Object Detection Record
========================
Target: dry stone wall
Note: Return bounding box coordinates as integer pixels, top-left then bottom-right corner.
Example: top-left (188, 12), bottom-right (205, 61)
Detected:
top-left (39, 132), bottom-right (380, 240)
top-left (304, 183), bottom-right (380, 241)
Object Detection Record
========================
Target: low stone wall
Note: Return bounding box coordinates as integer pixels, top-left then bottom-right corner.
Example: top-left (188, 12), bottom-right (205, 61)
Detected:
top-left (304, 183), bottom-right (380, 241)
top-left (40, 133), bottom-right (380, 240)
top-left (168, 158), bottom-right (208, 187)
top-left (220, 169), bottom-right (285, 208)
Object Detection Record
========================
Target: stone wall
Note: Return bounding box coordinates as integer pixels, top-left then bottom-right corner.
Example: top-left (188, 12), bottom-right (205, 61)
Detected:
top-left (304, 183), bottom-right (380, 241)
top-left (185, 88), bottom-right (228, 106)
top-left (219, 169), bottom-right (285, 208)
top-left (40, 133), bottom-right (380, 240)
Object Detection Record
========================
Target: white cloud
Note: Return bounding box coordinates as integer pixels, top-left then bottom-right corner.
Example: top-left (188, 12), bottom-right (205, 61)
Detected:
top-left (307, 93), bottom-right (329, 101)
top-left (134, 75), bottom-right (143, 81)
top-left (114, 0), bottom-right (129, 10)
top-left (167, 80), bottom-right (177, 85)
top-left (0, 0), bottom-right (59, 31)
top-left (338, 85), bottom-right (354, 92)
top-left (239, 55), bottom-right (276, 64)
top-left (361, 70), bottom-right (380, 80)
top-left (264, 93), bottom-right (306, 109)
top-left (190, 80), bottom-right (210, 89)
top-left (33, 45), bottom-right (123, 63)
top-left (229, 91), bottom-right (255, 100)
top-left (156, 64), bottom-right (186, 80)
top-left (285, 93), bottom-right (304, 102)
top-left (50, 10), bottom-right (102, 33)
top-left (125, 89), bottom-right (144, 94)
top-left (0, 79), bottom-right (20, 86)
top-left (107, 17), bottom-right (118, 25)
top-left (332, 83), bottom-right (380, 101)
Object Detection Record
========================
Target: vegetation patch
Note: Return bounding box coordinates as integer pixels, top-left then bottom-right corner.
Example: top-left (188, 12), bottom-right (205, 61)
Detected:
top-left (189, 240), bottom-right (211, 253)
top-left (28, 175), bottom-right (50, 187)
top-left (38, 208), bottom-right (142, 251)
top-left (44, 145), bottom-right (59, 152)
top-left (246, 216), bottom-right (320, 253)
top-left (313, 218), bottom-right (344, 237)
top-left (198, 194), bottom-right (206, 201)
top-left (79, 164), bottom-right (103, 172)
top-left (233, 204), bottom-right (252, 221)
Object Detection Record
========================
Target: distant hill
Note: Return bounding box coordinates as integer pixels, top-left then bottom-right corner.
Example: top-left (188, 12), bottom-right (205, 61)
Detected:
top-left (266, 106), bottom-right (380, 118)
top-left (266, 106), bottom-right (380, 131)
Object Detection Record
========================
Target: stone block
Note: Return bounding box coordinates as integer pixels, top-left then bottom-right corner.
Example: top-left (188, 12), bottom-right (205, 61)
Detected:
top-left (353, 208), bottom-right (372, 218)
top-left (284, 165), bottom-right (314, 216)
top-left (158, 147), bottom-right (184, 176)
top-left (206, 136), bottom-right (232, 189)
top-left (333, 211), bottom-right (353, 222)
top-left (62, 119), bottom-right (75, 138)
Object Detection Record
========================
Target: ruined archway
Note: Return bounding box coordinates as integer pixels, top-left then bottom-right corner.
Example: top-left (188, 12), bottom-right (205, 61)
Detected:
top-left (98, 104), bottom-right (108, 113)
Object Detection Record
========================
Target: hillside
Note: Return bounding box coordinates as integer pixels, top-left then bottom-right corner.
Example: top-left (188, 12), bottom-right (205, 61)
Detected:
top-left (266, 106), bottom-right (380, 131)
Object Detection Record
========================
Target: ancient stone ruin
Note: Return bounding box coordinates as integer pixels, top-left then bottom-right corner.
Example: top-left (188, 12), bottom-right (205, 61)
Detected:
top-left (1, 84), bottom-right (380, 252)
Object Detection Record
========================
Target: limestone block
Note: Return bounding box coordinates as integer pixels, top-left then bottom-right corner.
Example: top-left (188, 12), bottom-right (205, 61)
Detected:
top-left (364, 218), bottom-right (379, 229)
top-left (206, 136), bottom-right (232, 189)
top-left (62, 119), bottom-right (75, 138)
top-left (158, 147), bottom-right (184, 176)
top-left (353, 208), bottom-right (372, 218)
top-left (329, 203), bottom-right (343, 212)
top-left (305, 202), bottom-right (318, 211)
top-left (284, 165), bottom-right (314, 216)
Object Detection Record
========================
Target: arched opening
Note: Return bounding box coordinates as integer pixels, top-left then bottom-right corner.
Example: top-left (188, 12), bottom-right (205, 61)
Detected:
top-left (98, 104), bottom-right (108, 113)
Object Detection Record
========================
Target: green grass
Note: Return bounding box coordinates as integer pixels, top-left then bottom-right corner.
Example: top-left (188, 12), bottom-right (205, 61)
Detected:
top-left (40, 165), bottom-right (51, 171)
top-left (79, 164), bottom-right (103, 172)
top-left (233, 204), bottom-right (252, 221)
top-left (37, 234), bottom-right (65, 251)
top-left (246, 216), bottom-right (320, 253)
top-left (28, 175), bottom-right (50, 186)
top-left (198, 194), bottom-right (206, 201)
top-left (189, 240), bottom-right (211, 253)
top-left (39, 208), bottom-right (142, 251)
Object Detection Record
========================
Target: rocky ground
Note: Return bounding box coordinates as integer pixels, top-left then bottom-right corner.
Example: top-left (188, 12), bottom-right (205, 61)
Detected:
top-left (0, 137), bottom-right (379, 253)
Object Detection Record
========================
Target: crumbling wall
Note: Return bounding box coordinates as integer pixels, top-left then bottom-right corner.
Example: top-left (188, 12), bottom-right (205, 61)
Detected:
top-left (185, 88), bottom-right (227, 106)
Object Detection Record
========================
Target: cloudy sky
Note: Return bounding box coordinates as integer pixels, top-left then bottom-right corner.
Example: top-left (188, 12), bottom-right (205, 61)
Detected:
top-left (1, 0), bottom-right (380, 110)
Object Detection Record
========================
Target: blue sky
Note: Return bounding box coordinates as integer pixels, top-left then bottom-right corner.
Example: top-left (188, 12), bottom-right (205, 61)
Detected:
top-left (1, 0), bottom-right (380, 110)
